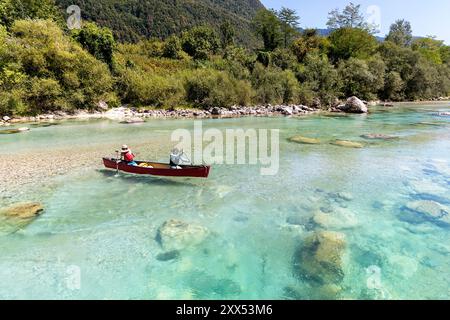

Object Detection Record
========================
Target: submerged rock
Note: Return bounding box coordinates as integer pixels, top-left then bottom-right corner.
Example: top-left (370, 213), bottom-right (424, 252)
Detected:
top-left (1, 202), bottom-right (44, 219)
top-left (289, 135), bottom-right (321, 145)
top-left (156, 219), bottom-right (209, 251)
top-left (313, 209), bottom-right (359, 230)
top-left (331, 140), bottom-right (364, 148)
top-left (294, 231), bottom-right (347, 285)
top-left (0, 128), bottom-right (30, 134)
top-left (361, 133), bottom-right (398, 140)
top-left (156, 250), bottom-right (180, 262)
top-left (0, 202), bottom-right (44, 234)
top-left (338, 96), bottom-right (368, 114)
top-left (120, 117), bottom-right (144, 124)
top-left (402, 200), bottom-right (450, 227)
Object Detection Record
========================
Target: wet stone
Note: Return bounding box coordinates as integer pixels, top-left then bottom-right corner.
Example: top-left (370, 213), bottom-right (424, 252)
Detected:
top-left (156, 250), bottom-right (180, 262)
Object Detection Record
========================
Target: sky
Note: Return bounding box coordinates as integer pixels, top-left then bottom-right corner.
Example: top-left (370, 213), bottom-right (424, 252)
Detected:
top-left (260, 0), bottom-right (450, 44)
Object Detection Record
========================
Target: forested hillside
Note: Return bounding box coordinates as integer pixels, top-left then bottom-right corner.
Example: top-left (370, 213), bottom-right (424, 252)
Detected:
top-left (55, 0), bottom-right (264, 44)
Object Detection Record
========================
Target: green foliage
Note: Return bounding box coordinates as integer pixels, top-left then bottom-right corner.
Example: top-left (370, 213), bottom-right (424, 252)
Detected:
top-left (256, 51), bottom-right (271, 67)
top-left (162, 35), bottom-right (183, 59)
top-left (382, 71), bottom-right (404, 101)
top-left (252, 9), bottom-right (282, 51)
top-left (338, 57), bottom-right (385, 100)
top-left (117, 68), bottom-right (184, 108)
top-left (184, 69), bottom-right (253, 108)
top-left (271, 48), bottom-right (297, 70)
top-left (251, 63), bottom-right (299, 104)
top-left (386, 20), bottom-right (413, 47)
top-left (55, 0), bottom-right (264, 46)
top-left (329, 27), bottom-right (378, 61)
top-left (72, 22), bottom-right (116, 68)
top-left (296, 54), bottom-right (341, 106)
top-left (181, 26), bottom-right (220, 60)
top-left (219, 20), bottom-right (235, 49)
top-left (291, 29), bottom-right (330, 63)
top-left (0, 0), bottom-right (61, 28)
top-left (0, 19), bottom-right (115, 115)
top-left (412, 36), bottom-right (445, 64)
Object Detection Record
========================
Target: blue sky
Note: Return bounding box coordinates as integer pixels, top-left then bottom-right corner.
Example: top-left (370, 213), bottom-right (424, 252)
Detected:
top-left (260, 0), bottom-right (450, 44)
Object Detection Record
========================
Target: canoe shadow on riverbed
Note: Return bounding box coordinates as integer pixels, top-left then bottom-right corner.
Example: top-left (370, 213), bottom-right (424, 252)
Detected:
top-left (97, 169), bottom-right (202, 187)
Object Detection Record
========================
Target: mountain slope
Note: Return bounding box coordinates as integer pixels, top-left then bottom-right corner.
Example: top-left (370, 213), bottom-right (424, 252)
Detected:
top-left (56, 0), bottom-right (265, 44)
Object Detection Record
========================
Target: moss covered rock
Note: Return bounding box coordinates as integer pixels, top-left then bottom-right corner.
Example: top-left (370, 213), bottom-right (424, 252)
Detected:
top-left (294, 231), bottom-right (347, 285)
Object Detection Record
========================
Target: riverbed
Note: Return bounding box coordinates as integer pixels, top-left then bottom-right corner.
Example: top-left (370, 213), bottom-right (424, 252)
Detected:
top-left (0, 104), bottom-right (449, 299)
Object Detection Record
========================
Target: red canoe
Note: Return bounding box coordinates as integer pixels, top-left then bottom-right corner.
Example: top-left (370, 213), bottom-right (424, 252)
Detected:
top-left (102, 158), bottom-right (211, 178)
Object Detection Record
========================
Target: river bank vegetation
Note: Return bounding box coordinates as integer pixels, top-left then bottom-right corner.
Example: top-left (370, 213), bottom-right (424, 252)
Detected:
top-left (1, 0), bottom-right (450, 116)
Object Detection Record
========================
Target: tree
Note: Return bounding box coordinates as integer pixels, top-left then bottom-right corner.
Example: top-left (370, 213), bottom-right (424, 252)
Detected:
top-left (296, 53), bottom-right (341, 106)
top-left (291, 29), bottom-right (330, 63)
top-left (181, 26), bottom-right (220, 60)
top-left (382, 71), bottom-right (404, 101)
top-left (1, 19), bottom-right (115, 115)
top-left (0, 0), bottom-right (61, 28)
top-left (271, 48), bottom-right (297, 70)
top-left (328, 27), bottom-right (378, 61)
top-left (252, 9), bottom-right (282, 51)
top-left (277, 7), bottom-right (300, 48)
top-left (326, 2), bottom-right (378, 33)
top-left (386, 19), bottom-right (413, 47)
top-left (220, 20), bottom-right (235, 49)
top-left (412, 36), bottom-right (445, 64)
top-left (251, 64), bottom-right (300, 104)
top-left (72, 22), bottom-right (116, 69)
top-left (162, 35), bottom-right (183, 59)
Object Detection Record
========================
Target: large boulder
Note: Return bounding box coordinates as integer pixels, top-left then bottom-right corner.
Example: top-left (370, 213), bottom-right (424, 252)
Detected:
top-left (294, 231), bottom-right (347, 285)
top-left (339, 96), bottom-right (368, 114)
top-left (156, 219), bottom-right (209, 251)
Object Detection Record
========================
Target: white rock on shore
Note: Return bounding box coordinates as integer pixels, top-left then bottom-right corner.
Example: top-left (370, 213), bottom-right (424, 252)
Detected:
top-left (4, 104), bottom-right (321, 123)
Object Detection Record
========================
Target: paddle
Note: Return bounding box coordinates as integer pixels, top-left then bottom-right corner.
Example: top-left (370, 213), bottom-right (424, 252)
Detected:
top-left (115, 150), bottom-right (120, 176)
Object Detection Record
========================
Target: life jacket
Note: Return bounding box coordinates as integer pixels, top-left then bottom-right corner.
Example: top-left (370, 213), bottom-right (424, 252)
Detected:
top-left (124, 152), bottom-right (135, 162)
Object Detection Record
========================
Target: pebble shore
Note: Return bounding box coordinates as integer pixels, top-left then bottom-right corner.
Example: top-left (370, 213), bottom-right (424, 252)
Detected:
top-left (0, 104), bottom-right (320, 125)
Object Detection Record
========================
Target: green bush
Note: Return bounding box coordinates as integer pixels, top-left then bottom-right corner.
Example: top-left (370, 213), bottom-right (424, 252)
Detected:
top-left (0, 19), bottom-right (115, 114)
top-left (181, 26), bottom-right (220, 60)
top-left (117, 68), bottom-right (184, 108)
top-left (251, 63), bottom-right (300, 104)
top-left (183, 69), bottom-right (253, 108)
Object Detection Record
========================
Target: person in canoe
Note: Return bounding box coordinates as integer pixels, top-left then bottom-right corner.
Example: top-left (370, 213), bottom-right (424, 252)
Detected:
top-left (121, 145), bottom-right (138, 166)
top-left (170, 148), bottom-right (191, 169)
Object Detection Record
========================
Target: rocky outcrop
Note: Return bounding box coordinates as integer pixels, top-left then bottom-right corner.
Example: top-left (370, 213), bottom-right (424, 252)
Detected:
top-left (288, 135), bottom-right (321, 145)
top-left (156, 219), bottom-right (209, 251)
top-left (338, 96), bottom-right (368, 113)
top-left (294, 231), bottom-right (347, 285)
top-left (331, 140), bottom-right (364, 148)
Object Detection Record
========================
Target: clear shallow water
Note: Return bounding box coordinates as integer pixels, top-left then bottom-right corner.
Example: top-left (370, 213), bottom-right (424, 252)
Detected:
top-left (1, 104), bottom-right (449, 300)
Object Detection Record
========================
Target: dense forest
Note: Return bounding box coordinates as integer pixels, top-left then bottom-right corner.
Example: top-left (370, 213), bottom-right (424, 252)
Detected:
top-left (1, 0), bottom-right (450, 116)
top-left (55, 0), bottom-right (264, 44)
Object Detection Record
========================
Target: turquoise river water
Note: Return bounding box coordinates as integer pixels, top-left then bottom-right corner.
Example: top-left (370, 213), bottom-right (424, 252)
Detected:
top-left (0, 104), bottom-right (449, 299)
